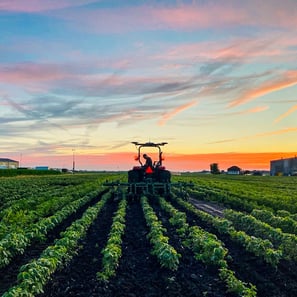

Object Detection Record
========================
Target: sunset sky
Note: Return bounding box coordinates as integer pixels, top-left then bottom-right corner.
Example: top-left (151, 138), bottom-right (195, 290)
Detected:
top-left (1, 0), bottom-right (297, 171)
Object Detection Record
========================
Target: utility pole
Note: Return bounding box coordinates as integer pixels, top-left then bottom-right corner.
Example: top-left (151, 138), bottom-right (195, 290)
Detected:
top-left (72, 149), bottom-right (75, 173)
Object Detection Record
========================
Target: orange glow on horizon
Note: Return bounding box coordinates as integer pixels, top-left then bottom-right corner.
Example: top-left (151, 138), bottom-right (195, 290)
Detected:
top-left (17, 151), bottom-right (297, 172)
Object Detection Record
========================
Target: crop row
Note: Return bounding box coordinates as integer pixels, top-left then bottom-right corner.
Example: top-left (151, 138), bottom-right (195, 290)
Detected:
top-left (157, 196), bottom-right (257, 297)
top-left (251, 209), bottom-right (297, 234)
top-left (0, 177), bottom-right (105, 238)
top-left (2, 192), bottom-right (112, 297)
top-left (171, 194), bottom-right (283, 267)
top-left (141, 196), bottom-right (181, 271)
top-left (224, 209), bottom-right (297, 262)
top-left (175, 174), bottom-right (297, 213)
top-left (0, 189), bottom-right (101, 269)
top-left (0, 174), bottom-right (103, 208)
top-left (97, 196), bottom-right (127, 281)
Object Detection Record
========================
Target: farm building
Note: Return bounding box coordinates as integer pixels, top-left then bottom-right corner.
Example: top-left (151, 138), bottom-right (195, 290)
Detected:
top-left (270, 157), bottom-right (297, 176)
top-left (0, 158), bottom-right (19, 169)
top-left (227, 165), bottom-right (241, 175)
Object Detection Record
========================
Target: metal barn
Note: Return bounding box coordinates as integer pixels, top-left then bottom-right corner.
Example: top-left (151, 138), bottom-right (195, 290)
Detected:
top-left (270, 157), bottom-right (297, 176)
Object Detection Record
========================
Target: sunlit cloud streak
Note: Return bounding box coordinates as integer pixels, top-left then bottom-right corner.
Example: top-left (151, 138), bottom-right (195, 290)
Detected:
top-left (229, 71), bottom-right (297, 107)
top-left (208, 127), bottom-right (297, 144)
top-left (158, 100), bottom-right (198, 126)
top-left (274, 104), bottom-right (297, 123)
top-left (255, 127), bottom-right (297, 137)
top-left (243, 106), bottom-right (269, 114)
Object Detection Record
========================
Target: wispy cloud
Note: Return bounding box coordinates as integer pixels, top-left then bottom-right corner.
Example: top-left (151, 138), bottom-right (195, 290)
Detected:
top-left (45, 1), bottom-right (297, 34)
top-left (209, 126), bottom-right (297, 144)
top-left (158, 100), bottom-right (198, 126)
top-left (0, 0), bottom-right (98, 13)
top-left (243, 106), bottom-right (269, 113)
top-left (274, 104), bottom-right (297, 123)
top-left (228, 70), bottom-right (297, 107)
top-left (1, 0), bottom-right (297, 170)
top-left (255, 127), bottom-right (297, 137)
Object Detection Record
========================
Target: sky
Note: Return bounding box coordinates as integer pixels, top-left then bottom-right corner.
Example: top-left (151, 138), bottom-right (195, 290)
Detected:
top-left (1, 0), bottom-right (297, 171)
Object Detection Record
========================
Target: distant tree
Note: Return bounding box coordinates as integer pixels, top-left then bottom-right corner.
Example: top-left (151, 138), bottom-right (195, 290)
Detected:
top-left (210, 163), bottom-right (220, 174)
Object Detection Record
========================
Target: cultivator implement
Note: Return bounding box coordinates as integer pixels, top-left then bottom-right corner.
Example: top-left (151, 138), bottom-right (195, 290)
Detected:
top-left (104, 179), bottom-right (193, 201)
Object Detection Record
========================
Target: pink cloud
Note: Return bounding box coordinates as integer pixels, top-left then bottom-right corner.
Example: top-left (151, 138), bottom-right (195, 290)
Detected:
top-left (0, 63), bottom-right (70, 83)
top-left (158, 100), bottom-right (198, 126)
top-left (152, 5), bottom-right (245, 30)
top-left (0, 0), bottom-right (98, 13)
top-left (229, 71), bottom-right (297, 107)
top-left (48, 2), bottom-right (297, 34)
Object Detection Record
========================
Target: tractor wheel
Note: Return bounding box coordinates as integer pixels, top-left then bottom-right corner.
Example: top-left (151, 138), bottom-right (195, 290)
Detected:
top-left (159, 170), bottom-right (171, 183)
top-left (128, 170), bottom-right (140, 183)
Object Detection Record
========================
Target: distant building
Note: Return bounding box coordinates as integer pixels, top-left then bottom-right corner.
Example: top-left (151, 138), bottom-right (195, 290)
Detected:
top-left (270, 157), bottom-right (297, 176)
top-left (35, 166), bottom-right (49, 171)
top-left (227, 165), bottom-right (241, 175)
top-left (0, 158), bottom-right (19, 169)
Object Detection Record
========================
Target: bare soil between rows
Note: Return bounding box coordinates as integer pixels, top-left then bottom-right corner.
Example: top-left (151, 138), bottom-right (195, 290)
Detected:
top-left (1, 195), bottom-right (297, 297)
top-left (0, 192), bottom-right (106, 296)
top-left (170, 197), bottom-right (297, 297)
top-left (39, 198), bottom-right (232, 297)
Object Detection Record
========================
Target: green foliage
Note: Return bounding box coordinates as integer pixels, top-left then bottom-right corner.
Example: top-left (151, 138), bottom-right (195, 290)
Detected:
top-left (219, 267), bottom-right (257, 297)
top-left (173, 194), bottom-right (283, 267)
top-left (0, 189), bottom-right (102, 269)
top-left (97, 198), bottom-right (127, 281)
top-left (141, 196), bottom-right (180, 271)
top-left (184, 225), bottom-right (228, 267)
top-left (252, 209), bottom-right (297, 234)
top-left (160, 194), bottom-right (256, 296)
top-left (224, 209), bottom-right (297, 261)
top-left (210, 163), bottom-right (220, 174)
top-left (0, 169), bottom-right (61, 177)
top-left (173, 174), bottom-right (297, 213)
top-left (2, 191), bottom-right (111, 296)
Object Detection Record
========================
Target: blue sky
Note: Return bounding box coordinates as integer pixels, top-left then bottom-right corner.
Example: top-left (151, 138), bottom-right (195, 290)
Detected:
top-left (1, 0), bottom-right (297, 170)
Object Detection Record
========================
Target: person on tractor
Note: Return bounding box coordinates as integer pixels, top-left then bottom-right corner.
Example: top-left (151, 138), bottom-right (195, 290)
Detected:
top-left (143, 154), bottom-right (153, 171)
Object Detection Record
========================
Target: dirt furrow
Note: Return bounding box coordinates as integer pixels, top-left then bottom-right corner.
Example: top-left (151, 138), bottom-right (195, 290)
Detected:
top-left (0, 192), bottom-right (105, 296)
top-left (38, 198), bottom-right (118, 297)
top-left (171, 196), bottom-right (297, 297)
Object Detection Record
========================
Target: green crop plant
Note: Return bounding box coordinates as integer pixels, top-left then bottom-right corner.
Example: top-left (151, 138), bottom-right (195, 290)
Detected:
top-left (2, 192), bottom-right (111, 296)
top-left (141, 196), bottom-right (180, 271)
top-left (172, 194), bottom-right (283, 267)
top-left (157, 195), bottom-right (256, 296)
top-left (97, 198), bottom-right (127, 281)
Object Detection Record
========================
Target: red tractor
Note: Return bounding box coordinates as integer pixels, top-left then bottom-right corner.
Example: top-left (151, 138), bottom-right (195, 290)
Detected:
top-left (127, 141), bottom-right (171, 198)
top-left (104, 141), bottom-right (191, 201)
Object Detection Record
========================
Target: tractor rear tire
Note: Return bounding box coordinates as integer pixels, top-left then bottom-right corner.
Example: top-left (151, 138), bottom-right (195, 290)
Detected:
top-left (159, 170), bottom-right (171, 183)
top-left (128, 170), bottom-right (140, 183)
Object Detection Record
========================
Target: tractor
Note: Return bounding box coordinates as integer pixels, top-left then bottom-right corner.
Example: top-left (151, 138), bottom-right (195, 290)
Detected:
top-left (127, 141), bottom-right (171, 199)
top-left (104, 141), bottom-right (192, 201)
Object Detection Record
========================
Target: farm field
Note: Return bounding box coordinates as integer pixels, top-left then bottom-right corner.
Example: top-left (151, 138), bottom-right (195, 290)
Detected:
top-left (0, 173), bottom-right (297, 297)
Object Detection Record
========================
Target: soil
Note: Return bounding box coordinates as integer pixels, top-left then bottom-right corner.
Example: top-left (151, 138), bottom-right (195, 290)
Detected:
top-left (0, 192), bottom-right (105, 296)
top-left (188, 198), bottom-right (225, 217)
top-left (1, 195), bottom-right (297, 297)
top-left (38, 199), bottom-right (232, 297)
top-left (170, 197), bottom-right (297, 297)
